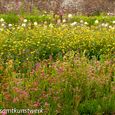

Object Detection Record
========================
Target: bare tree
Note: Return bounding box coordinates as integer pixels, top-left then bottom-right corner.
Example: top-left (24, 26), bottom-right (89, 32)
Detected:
top-left (0, 0), bottom-right (115, 15)
top-left (83, 0), bottom-right (115, 15)
top-left (37, 0), bottom-right (64, 22)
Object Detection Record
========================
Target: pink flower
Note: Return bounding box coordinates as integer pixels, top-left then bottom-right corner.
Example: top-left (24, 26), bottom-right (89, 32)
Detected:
top-left (30, 88), bottom-right (38, 91)
top-left (3, 93), bottom-right (11, 101)
top-left (33, 81), bottom-right (38, 87)
top-left (31, 69), bottom-right (35, 75)
top-left (20, 90), bottom-right (28, 97)
top-left (45, 102), bottom-right (49, 107)
top-left (28, 113), bottom-right (32, 115)
top-left (41, 71), bottom-right (45, 76)
top-left (13, 97), bottom-right (19, 103)
top-left (33, 102), bottom-right (40, 107)
top-left (57, 67), bottom-right (64, 74)
top-left (35, 63), bottom-right (40, 71)
top-left (2, 110), bottom-right (7, 115)
top-left (14, 87), bottom-right (20, 93)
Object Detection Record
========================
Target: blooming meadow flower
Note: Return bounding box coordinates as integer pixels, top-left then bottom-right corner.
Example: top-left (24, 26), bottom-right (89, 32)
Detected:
top-left (34, 22), bottom-right (38, 26)
top-left (13, 97), bottom-right (19, 103)
top-left (68, 14), bottom-right (72, 18)
top-left (62, 19), bottom-right (66, 23)
top-left (17, 26), bottom-right (20, 29)
top-left (112, 20), bottom-right (115, 24)
top-left (23, 19), bottom-right (27, 23)
top-left (1, 111), bottom-right (7, 115)
top-left (8, 24), bottom-right (12, 27)
top-left (80, 20), bottom-right (84, 23)
top-left (0, 28), bottom-right (3, 31)
top-left (1, 23), bottom-right (5, 27)
top-left (0, 18), bottom-right (4, 22)
top-left (22, 23), bottom-right (26, 27)
top-left (71, 22), bottom-right (77, 26)
top-left (104, 23), bottom-right (109, 27)
top-left (33, 102), bottom-right (41, 107)
top-left (49, 23), bottom-right (53, 28)
top-left (84, 22), bottom-right (88, 25)
top-left (95, 20), bottom-right (99, 24)
top-left (109, 26), bottom-right (112, 29)
top-left (101, 23), bottom-right (105, 27)
top-left (57, 19), bottom-right (61, 24)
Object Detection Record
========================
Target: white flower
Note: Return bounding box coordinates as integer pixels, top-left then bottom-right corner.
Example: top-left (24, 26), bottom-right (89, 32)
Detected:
top-left (1, 23), bottom-right (5, 27)
top-left (107, 13), bottom-right (110, 16)
top-left (84, 22), bottom-right (88, 25)
top-left (0, 18), bottom-right (4, 22)
top-left (23, 19), bottom-right (27, 23)
top-left (8, 24), bottom-right (12, 27)
top-left (80, 20), bottom-right (83, 23)
top-left (95, 20), bottom-right (99, 24)
top-left (109, 26), bottom-right (112, 29)
top-left (112, 21), bottom-right (115, 24)
top-left (0, 28), bottom-right (3, 31)
top-left (71, 22), bottom-right (77, 26)
top-left (17, 27), bottom-right (20, 29)
top-left (22, 23), bottom-right (26, 27)
top-left (49, 24), bottom-right (53, 28)
top-left (101, 23), bottom-right (105, 26)
top-left (62, 19), bottom-right (66, 23)
top-left (44, 21), bottom-right (47, 24)
top-left (107, 12), bottom-right (114, 16)
top-left (101, 23), bottom-right (108, 27)
top-left (68, 14), bottom-right (72, 18)
top-left (34, 22), bottom-right (38, 26)
top-left (57, 19), bottom-right (61, 24)
top-left (104, 23), bottom-right (108, 27)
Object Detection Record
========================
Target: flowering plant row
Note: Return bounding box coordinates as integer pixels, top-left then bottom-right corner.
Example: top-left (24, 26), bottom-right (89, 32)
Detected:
top-left (1, 53), bottom-right (115, 114)
top-left (0, 21), bottom-right (114, 63)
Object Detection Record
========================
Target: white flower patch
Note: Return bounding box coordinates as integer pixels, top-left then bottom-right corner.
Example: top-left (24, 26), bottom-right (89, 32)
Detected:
top-left (62, 19), bottom-right (66, 23)
top-left (1, 23), bottom-right (5, 27)
top-left (23, 19), bottom-right (27, 23)
top-left (101, 23), bottom-right (105, 27)
top-left (109, 26), bottom-right (112, 29)
top-left (68, 14), bottom-right (72, 18)
top-left (8, 24), bottom-right (12, 27)
top-left (84, 22), bottom-right (88, 25)
top-left (112, 21), bottom-right (115, 24)
top-left (104, 23), bottom-right (109, 27)
top-left (71, 22), bottom-right (77, 26)
top-left (17, 27), bottom-right (20, 29)
top-left (0, 18), bottom-right (4, 22)
top-left (0, 28), bottom-right (3, 31)
top-left (34, 22), bottom-right (38, 26)
top-left (80, 20), bottom-right (83, 23)
top-left (95, 20), bottom-right (99, 24)
top-left (49, 24), bottom-right (53, 28)
top-left (22, 23), bottom-right (26, 27)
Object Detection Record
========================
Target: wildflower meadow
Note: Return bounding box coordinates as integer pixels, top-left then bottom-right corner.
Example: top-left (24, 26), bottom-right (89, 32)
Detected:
top-left (0, 14), bottom-right (115, 115)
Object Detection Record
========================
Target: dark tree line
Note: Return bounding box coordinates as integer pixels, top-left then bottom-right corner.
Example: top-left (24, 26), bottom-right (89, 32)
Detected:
top-left (0, 0), bottom-right (115, 15)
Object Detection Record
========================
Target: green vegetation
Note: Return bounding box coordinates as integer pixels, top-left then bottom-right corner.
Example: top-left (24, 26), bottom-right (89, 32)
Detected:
top-left (0, 14), bottom-right (115, 25)
top-left (0, 16), bottom-right (115, 114)
top-left (0, 14), bottom-right (52, 24)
